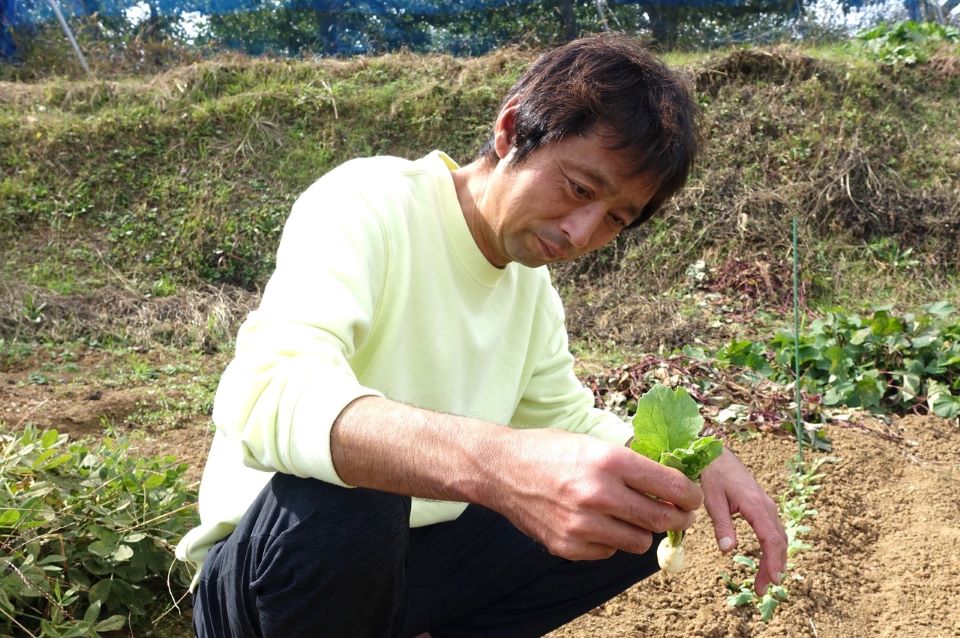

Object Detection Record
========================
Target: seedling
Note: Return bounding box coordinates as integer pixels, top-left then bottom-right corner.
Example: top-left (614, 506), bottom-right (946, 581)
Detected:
top-left (722, 456), bottom-right (832, 621)
top-left (630, 384), bottom-right (723, 573)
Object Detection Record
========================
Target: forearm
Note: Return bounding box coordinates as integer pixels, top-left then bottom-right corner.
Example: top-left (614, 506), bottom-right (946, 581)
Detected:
top-left (332, 396), bottom-right (705, 560)
top-left (330, 395), bottom-right (511, 507)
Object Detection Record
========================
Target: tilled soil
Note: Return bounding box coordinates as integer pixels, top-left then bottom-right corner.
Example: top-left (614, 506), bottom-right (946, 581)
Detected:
top-left (551, 414), bottom-right (960, 638)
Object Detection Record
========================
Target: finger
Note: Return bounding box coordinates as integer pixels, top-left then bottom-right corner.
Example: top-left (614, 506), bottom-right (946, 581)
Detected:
top-left (755, 553), bottom-right (785, 595)
top-left (550, 542), bottom-right (619, 562)
top-left (742, 498), bottom-right (787, 595)
top-left (597, 518), bottom-right (655, 556)
top-left (544, 530), bottom-right (646, 561)
top-left (702, 487), bottom-right (738, 553)
top-left (754, 526), bottom-right (787, 595)
top-left (620, 454), bottom-right (703, 511)
top-left (614, 488), bottom-right (698, 534)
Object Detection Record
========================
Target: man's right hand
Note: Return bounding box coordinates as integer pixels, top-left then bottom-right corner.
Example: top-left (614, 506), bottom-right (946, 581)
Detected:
top-left (332, 397), bottom-right (702, 560)
top-left (482, 427), bottom-right (703, 561)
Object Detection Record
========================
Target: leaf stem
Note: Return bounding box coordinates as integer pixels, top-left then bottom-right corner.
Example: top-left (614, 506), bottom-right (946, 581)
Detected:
top-left (667, 529), bottom-right (683, 547)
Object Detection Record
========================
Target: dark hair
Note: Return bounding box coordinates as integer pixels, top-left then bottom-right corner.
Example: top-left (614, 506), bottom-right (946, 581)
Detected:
top-left (479, 33), bottom-right (701, 227)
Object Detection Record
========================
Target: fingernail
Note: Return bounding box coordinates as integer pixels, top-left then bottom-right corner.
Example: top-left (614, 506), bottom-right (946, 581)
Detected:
top-left (719, 537), bottom-right (734, 552)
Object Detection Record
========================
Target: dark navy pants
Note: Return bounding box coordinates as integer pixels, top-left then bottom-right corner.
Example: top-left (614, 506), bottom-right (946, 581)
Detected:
top-left (192, 473), bottom-right (662, 638)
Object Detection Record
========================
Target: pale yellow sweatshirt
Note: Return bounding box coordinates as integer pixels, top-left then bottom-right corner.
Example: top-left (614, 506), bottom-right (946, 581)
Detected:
top-left (176, 151), bottom-right (631, 570)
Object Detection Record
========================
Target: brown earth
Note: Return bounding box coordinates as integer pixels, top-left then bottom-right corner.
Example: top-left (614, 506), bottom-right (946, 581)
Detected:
top-left (1, 350), bottom-right (959, 638)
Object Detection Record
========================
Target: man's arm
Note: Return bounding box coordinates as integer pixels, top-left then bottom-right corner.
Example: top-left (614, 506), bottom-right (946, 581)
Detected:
top-left (331, 395), bottom-right (703, 561)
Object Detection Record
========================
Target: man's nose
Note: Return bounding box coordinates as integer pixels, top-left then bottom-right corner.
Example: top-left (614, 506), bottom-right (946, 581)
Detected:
top-left (559, 203), bottom-right (606, 248)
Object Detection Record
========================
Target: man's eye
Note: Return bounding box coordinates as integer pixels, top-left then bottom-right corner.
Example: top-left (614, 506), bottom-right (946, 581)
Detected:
top-left (568, 179), bottom-right (590, 198)
top-left (608, 213), bottom-right (627, 228)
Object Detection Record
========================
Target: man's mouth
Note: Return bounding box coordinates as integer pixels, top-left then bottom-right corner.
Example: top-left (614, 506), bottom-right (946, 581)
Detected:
top-left (536, 235), bottom-right (564, 261)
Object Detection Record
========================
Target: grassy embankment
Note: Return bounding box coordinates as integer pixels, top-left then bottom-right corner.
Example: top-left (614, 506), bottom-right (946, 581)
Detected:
top-left (2, 44), bottom-right (957, 359)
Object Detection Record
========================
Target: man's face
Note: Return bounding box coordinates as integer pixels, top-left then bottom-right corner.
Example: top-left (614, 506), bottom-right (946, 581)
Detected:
top-left (476, 131), bottom-right (659, 269)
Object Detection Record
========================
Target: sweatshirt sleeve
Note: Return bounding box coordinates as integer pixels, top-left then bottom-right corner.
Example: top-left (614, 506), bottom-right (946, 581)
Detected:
top-left (510, 299), bottom-right (632, 445)
top-left (211, 170), bottom-right (387, 486)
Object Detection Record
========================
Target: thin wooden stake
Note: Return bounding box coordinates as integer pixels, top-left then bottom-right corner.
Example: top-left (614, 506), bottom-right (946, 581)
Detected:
top-left (792, 217), bottom-right (804, 463)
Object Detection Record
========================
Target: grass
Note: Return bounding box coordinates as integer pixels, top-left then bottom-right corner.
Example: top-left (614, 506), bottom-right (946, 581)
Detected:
top-left (1, 41), bottom-right (958, 365)
top-left (5, 47), bottom-right (959, 292)
top-left (2, 44), bottom-right (958, 363)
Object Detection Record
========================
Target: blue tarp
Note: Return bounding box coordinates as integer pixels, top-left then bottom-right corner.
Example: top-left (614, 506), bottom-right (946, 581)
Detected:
top-left (1, 0), bottom-right (16, 58)
top-left (0, 0), bottom-right (925, 59)
top-left (5, 0), bottom-right (803, 25)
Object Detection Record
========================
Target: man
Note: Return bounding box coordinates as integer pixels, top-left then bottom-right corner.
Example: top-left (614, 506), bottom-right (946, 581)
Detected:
top-left (178, 33), bottom-right (786, 637)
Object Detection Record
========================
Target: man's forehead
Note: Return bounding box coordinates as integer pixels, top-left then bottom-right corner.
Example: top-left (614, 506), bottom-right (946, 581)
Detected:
top-left (559, 136), bottom-right (659, 188)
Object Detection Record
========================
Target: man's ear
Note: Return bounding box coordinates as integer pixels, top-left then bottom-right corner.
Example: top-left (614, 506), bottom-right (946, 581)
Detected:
top-left (493, 96), bottom-right (521, 160)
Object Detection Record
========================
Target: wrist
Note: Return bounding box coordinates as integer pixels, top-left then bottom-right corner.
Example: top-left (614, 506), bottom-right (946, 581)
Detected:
top-left (467, 424), bottom-right (517, 510)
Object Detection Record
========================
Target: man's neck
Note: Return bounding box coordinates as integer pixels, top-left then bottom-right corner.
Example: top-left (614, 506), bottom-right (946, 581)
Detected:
top-left (451, 159), bottom-right (506, 269)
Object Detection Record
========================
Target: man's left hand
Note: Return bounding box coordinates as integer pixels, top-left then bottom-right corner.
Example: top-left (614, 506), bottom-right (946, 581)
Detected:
top-left (700, 448), bottom-right (787, 595)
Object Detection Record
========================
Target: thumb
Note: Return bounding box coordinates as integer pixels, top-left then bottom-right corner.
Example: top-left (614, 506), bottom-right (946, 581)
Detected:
top-left (704, 490), bottom-right (737, 553)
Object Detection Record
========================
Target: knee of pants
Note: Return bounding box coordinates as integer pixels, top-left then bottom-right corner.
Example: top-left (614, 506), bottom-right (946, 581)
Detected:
top-left (194, 477), bottom-right (412, 638)
top-left (249, 473), bottom-right (413, 580)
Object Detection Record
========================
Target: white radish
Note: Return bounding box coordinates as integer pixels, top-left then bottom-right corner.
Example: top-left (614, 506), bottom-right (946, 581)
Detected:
top-left (657, 534), bottom-right (685, 573)
top-left (631, 386), bottom-right (723, 577)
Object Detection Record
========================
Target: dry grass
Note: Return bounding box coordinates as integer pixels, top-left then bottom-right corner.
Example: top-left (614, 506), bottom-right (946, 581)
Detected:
top-left (0, 280), bottom-right (256, 351)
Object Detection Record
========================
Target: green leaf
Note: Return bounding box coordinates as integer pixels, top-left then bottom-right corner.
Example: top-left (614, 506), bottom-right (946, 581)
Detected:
top-left (758, 594), bottom-right (780, 621)
top-left (0, 509), bottom-right (21, 526)
top-left (823, 382), bottom-right (853, 406)
top-left (111, 544), bottom-right (135, 563)
top-left (931, 392), bottom-right (960, 419)
top-left (89, 579), bottom-right (113, 604)
top-left (658, 452), bottom-right (686, 473)
top-left (95, 615), bottom-right (127, 632)
top-left (850, 327), bottom-right (872, 345)
top-left (901, 372), bottom-right (922, 402)
top-left (726, 591), bottom-right (755, 607)
top-left (768, 585), bottom-right (789, 600)
top-left (87, 540), bottom-right (114, 558)
top-left (630, 385), bottom-right (705, 463)
top-left (910, 333), bottom-right (938, 349)
top-left (660, 437), bottom-right (724, 480)
top-left (733, 554), bottom-right (758, 570)
top-left (39, 429), bottom-right (61, 448)
top-left (38, 453), bottom-right (75, 471)
top-left (924, 300), bottom-right (956, 319)
top-left (852, 373), bottom-right (885, 408)
top-left (926, 380), bottom-right (957, 416)
top-left (83, 599), bottom-right (103, 623)
top-left (41, 618), bottom-right (67, 637)
top-left (142, 472), bottom-right (166, 489)
top-left (61, 622), bottom-right (97, 638)
top-left (745, 351), bottom-right (773, 377)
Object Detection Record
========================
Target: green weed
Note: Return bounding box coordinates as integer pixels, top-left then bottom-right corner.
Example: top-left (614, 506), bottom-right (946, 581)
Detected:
top-left (0, 426), bottom-right (198, 636)
top-left (856, 20), bottom-right (960, 65)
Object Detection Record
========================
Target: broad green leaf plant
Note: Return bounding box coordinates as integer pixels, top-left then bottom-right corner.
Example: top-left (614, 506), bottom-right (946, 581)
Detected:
top-left (713, 302), bottom-right (960, 418)
top-left (0, 426), bottom-right (198, 637)
top-left (630, 384), bottom-right (723, 573)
